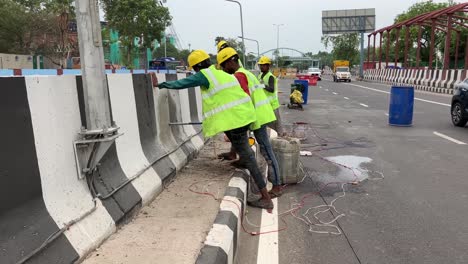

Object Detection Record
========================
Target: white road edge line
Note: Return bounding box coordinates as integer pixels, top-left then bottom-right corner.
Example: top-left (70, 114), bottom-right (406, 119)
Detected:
top-left (433, 131), bottom-right (467, 145)
top-left (332, 92), bottom-right (338, 95)
top-left (256, 198), bottom-right (279, 264)
top-left (344, 97), bottom-right (350, 100)
top-left (347, 83), bottom-right (451, 107)
top-left (385, 113), bottom-right (389, 116)
top-left (360, 103), bottom-right (369, 108)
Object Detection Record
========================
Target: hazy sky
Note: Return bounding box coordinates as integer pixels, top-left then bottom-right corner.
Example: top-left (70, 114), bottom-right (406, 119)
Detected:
top-left (164, 0), bottom-right (451, 56)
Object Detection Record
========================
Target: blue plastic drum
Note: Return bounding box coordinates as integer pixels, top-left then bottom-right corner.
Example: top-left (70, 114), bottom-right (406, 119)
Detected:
top-left (389, 86), bottom-right (414, 126)
top-left (293, 80), bottom-right (309, 104)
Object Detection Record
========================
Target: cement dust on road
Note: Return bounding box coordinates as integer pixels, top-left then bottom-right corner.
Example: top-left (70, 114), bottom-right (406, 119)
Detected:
top-left (82, 137), bottom-right (235, 264)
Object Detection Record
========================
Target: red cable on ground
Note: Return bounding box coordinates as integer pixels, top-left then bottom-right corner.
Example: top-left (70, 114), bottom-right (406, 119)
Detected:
top-left (188, 127), bottom-right (368, 236)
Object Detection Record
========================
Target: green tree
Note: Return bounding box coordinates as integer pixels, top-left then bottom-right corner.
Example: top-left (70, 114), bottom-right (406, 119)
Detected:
top-left (102, 0), bottom-right (171, 67)
top-left (152, 41), bottom-right (179, 59)
top-left (0, 0), bottom-right (76, 67)
top-left (322, 33), bottom-right (360, 65)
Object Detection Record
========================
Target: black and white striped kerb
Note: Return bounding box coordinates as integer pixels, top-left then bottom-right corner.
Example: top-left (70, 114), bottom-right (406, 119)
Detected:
top-left (364, 68), bottom-right (464, 95)
top-left (196, 173), bottom-right (247, 264)
top-left (0, 72), bottom-right (204, 264)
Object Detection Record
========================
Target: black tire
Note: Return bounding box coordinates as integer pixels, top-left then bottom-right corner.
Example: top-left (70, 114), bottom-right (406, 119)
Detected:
top-left (451, 102), bottom-right (468, 127)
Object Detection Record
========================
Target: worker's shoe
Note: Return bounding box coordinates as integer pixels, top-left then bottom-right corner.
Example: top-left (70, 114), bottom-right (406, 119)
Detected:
top-left (217, 152), bottom-right (237, 161)
top-left (247, 199), bottom-right (274, 210)
top-left (268, 188), bottom-right (283, 198)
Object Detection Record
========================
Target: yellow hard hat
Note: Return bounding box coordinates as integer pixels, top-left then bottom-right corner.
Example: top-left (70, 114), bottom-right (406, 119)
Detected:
top-left (216, 40), bottom-right (228, 52)
top-left (258, 56), bottom-right (272, 65)
top-left (187, 50), bottom-right (210, 69)
top-left (217, 47), bottom-right (238, 65)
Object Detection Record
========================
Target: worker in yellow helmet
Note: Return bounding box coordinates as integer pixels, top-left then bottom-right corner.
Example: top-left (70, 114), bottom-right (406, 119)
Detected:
top-left (157, 49), bottom-right (274, 210)
top-left (258, 56), bottom-right (283, 136)
top-left (218, 47), bottom-right (284, 199)
top-left (215, 39), bottom-right (243, 68)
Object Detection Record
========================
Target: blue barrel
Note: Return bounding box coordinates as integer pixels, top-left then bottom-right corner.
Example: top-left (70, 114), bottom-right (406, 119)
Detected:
top-left (389, 86), bottom-right (414, 126)
top-left (293, 80), bottom-right (309, 104)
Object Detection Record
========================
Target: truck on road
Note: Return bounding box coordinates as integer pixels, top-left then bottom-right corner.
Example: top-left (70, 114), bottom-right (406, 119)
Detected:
top-left (333, 60), bottom-right (351, 82)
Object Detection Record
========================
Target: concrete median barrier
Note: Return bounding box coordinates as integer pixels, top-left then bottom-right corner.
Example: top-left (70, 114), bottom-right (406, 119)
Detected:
top-left (0, 72), bottom-right (203, 263)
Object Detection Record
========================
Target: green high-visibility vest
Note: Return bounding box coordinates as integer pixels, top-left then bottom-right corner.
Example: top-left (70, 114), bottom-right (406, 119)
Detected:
top-left (237, 67), bottom-right (276, 130)
top-left (258, 71), bottom-right (280, 110)
top-left (200, 65), bottom-right (256, 138)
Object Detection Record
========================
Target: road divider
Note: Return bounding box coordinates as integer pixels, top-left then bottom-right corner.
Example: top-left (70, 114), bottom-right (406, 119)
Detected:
top-left (0, 73), bottom-right (204, 264)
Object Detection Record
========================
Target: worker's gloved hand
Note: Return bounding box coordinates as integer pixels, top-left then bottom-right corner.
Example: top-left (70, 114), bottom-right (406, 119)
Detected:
top-left (259, 79), bottom-right (264, 84)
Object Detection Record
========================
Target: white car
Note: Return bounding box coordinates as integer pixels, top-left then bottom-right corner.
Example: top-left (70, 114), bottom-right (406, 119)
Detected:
top-left (307, 68), bottom-right (322, 80)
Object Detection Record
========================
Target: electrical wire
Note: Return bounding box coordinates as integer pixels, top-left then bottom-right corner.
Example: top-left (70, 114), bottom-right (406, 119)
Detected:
top-left (189, 127), bottom-right (385, 237)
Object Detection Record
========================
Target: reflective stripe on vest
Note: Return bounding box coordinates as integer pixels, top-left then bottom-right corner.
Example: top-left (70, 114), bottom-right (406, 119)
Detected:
top-left (237, 67), bottom-right (276, 130)
top-left (203, 96), bottom-right (251, 119)
top-left (258, 71), bottom-right (280, 110)
top-left (200, 65), bottom-right (256, 138)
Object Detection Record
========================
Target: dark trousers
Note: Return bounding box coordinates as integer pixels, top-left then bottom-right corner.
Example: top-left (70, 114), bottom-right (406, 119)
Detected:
top-left (225, 125), bottom-right (267, 190)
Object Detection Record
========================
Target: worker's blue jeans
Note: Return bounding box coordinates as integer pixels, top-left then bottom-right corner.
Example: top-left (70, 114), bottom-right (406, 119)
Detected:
top-left (226, 125), bottom-right (267, 190)
top-left (254, 125), bottom-right (281, 186)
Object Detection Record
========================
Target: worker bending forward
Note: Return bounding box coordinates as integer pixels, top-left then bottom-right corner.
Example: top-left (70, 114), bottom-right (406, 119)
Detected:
top-left (218, 48), bottom-right (284, 199)
top-left (157, 49), bottom-right (274, 209)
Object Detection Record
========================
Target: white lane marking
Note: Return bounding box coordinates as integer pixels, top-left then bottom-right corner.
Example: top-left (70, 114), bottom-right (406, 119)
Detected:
top-left (319, 86), bottom-right (323, 89)
top-left (385, 113), bottom-right (389, 116)
top-left (256, 198), bottom-right (279, 264)
top-left (332, 92), bottom-right (338, 95)
top-left (359, 103), bottom-right (369, 108)
top-left (325, 89), bottom-right (329, 91)
top-left (344, 97), bottom-right (350, 100)
top-left (347, 83), bottom-right (451, 107)
top-left (433, 131), bottom-right (467, 145)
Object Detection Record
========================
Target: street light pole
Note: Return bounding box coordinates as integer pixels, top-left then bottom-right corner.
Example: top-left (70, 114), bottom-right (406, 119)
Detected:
top-left (238, 36), bottom-right (260, 59)
top-left (226, 0), bottom-right (245, 65)
top-left (273, 24), bottom-right (284, 68)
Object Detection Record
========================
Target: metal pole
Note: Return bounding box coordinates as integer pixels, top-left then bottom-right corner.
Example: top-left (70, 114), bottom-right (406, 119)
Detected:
top-left (75, 0), bottom-right (112, 130)
top-left (455, 32), bottom-right (460, 69)
top-left (416, 24), bottom-right (422, 68)
top-left (386, 30), bottom-right (390, 68)
top-left (273, 24), bottom-right (284, 68)
top-left (238, 36), bottom-right (260, 59)
top-left (404, 27), bottom-right (410, 68)
top-left (367, 35), bottom-right (371, 63)
top-left (226, 0), bottom-right (245, 66)
top-left (443, 14), bottom-right (453, 70)
top-left (394, 27), bottom-right (401, 67)
top-left (188, 43), bottom-right (191, 52)
top-left (373, 34), bottom-right (376, 65)
top-left (379, 33), bottom-right (383, 69)
top-left (360, 31), bottom-right (364, 78)
top-left (429, 19), bottom-right (436, 69)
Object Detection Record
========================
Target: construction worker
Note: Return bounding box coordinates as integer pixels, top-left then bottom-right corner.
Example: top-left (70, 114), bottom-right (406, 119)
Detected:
top-left (157, 49), bottom-right (274, 209)
top-left (258, 56), bottom-right (284, 136)
top-left (218, 47), bottom-right (284, 198)
top-left (215, 40), bottom-right (244, 160)
top-left (216, 39), bottom-right (243, 68)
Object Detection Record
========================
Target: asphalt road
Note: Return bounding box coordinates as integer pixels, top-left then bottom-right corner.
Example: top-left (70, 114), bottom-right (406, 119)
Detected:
top-left (237, 77), bottom-right (468, 264)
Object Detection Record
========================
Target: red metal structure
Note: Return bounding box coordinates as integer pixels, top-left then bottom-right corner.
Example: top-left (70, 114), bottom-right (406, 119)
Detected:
top-left (367, 2), bottom-right (468, 71)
